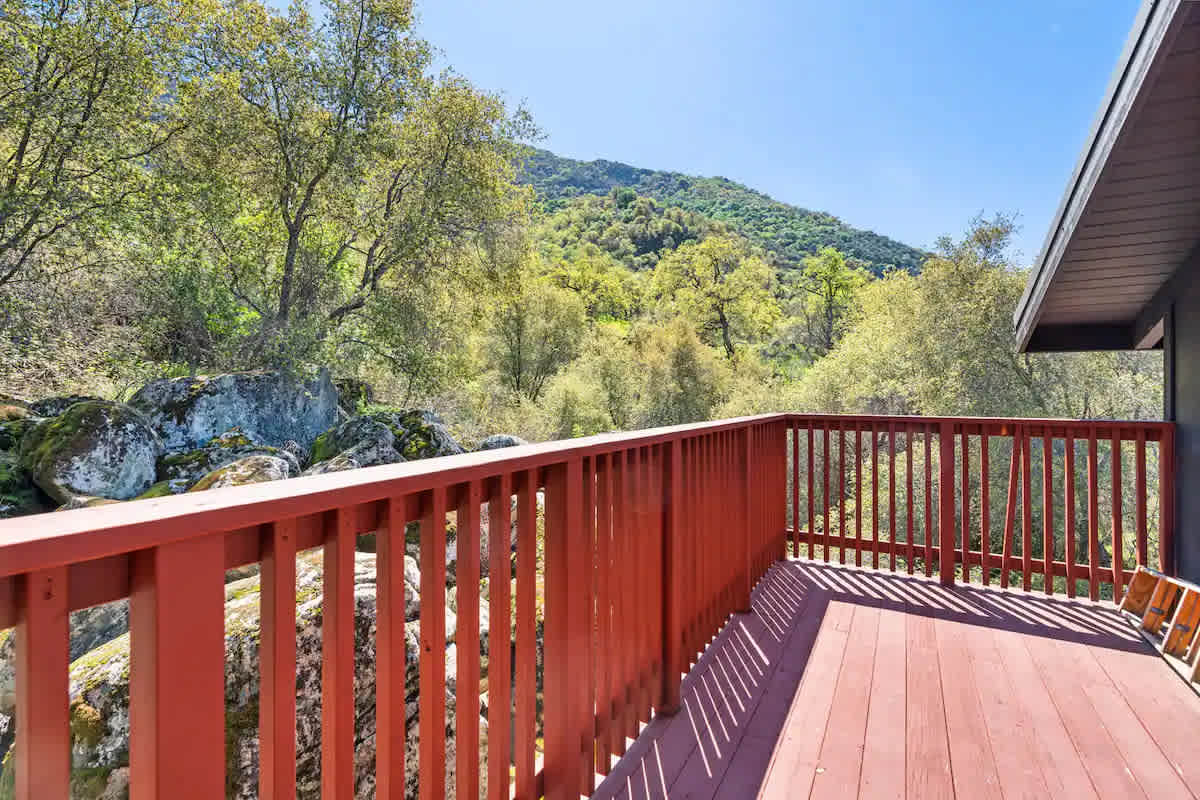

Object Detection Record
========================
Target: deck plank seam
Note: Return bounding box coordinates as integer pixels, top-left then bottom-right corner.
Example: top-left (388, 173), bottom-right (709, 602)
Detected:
top-left (1018, 631), bottom-right (1133, 799)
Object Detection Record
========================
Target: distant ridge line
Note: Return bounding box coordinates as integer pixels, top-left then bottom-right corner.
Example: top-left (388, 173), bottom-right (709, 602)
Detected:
top-left (518, 147), bottom-right (930, 275)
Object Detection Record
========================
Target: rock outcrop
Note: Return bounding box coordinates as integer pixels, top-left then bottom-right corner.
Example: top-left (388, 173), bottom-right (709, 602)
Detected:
top-left (0, 374), bottom-right (527, 799)
top-left (334, 377), bottom-right (374, 416)
top-left (476, 434), bottom-right (528, 451)
top-left (187, 454), bottom-right (294, 492)
top-left (129, 370), bottom-right (338, 452)
top-left (304, 415), bottom-right (404, 475)
top-left (17, 401), bottom-right (160, 503)
top-left (156, 427), bottom-right (301, 491)
top-left (306, 409), bottom-right (464, 475)
top-left (29, 395), bottom-right (102, 418)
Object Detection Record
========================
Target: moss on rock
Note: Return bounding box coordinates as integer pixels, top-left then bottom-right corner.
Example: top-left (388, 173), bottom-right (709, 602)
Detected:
top-left (133, 480), bottom-right (180, 500)
top-left (29, 396), bottom-right (101, 418)
top-left (17, 401), bottom-right (160, 503)
top-left (0, 418), bottom-right (38, 453)
top-left (69, 701), bottom-right (105, 749)
top-left (187, 454), bottom-right (292, 492)
top-left (156, 427), bottom-right (299, 489)
top-left (306, 408), bottom-right (462, 478)
top-left (0, 452), bottom-right (49, 518)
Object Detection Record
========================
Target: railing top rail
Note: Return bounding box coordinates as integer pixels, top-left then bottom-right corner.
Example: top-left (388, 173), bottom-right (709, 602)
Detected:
top-left (786, 411), bottom-right (1172, 430)
top-left (0, 413), bottom-right (790, 578)
top-left (0, 410), bottom-right (1174, 579)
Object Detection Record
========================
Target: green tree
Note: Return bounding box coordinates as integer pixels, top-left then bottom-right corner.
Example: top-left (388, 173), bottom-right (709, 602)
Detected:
top-left (795, 214), bottom-right (1161, 419)
top-left (793, 246), bottom-right (870, 360)
top-left (0, 0), bottom-right (208, 288)
top-left (635, 319), bottom-right (729, 426)
top-left (488, 278), bottom-right (586, 402)
top-left (156, 0), bottom-right (532, 365)
top-left (541, 249), bottom-right (642, 320)
top-left (652, 235), bottom-right (779, 359)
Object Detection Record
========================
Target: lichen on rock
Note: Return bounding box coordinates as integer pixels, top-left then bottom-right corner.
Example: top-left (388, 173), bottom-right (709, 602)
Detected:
top-left (156, 427), bottom-right (301, 490)
top-left (16, 401), bottom-right (160, 504)
top-left (306, 408), bottom-right (463, 476)
top-left (128, 370), bottom-right (337, 452)
top-left (304, 415), bottom-right (402, 475)
top-left (476, 434), bottom-right (528, 451)
top-left (187, 454), bottom-right (293, 492)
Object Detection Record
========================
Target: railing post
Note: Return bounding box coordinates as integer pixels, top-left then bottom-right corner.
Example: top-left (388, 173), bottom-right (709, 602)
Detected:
top-left (658, 440), bottom-right (683, 714)
top-left (14, 567), bottom-right (69, 800)
top-left (543, 459), bottom-right (583, 800)
top-left (778, 420), bottom-right (789, 561)
top-left (939, 421), bottom-right (957, 587)
top-left (129, 534), bottom-right (226, 800)
top-left (739, 426), bottom-right (754, 612)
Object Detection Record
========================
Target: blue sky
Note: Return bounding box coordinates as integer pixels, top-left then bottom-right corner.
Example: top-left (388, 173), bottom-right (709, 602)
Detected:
top-left (415, 0), bottom-right (1140, 264)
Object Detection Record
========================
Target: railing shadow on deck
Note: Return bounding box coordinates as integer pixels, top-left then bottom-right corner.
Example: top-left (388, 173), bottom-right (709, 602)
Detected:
top-left (590, 558), bottom-right (1147, 800)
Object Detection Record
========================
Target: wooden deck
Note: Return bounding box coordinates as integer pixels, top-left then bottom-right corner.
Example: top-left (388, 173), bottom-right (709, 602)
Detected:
top-left (591, 559), bottom-right (1200, 800)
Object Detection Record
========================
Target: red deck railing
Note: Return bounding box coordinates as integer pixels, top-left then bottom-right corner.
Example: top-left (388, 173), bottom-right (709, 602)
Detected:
top-left (0, 412), bottom-right (1173, 799)
top-left (785, 415), bottom-right (1175, 600)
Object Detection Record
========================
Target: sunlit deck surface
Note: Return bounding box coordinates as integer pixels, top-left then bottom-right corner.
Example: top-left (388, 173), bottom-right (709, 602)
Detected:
top-left (592, 559), bottom-right (1200, 800)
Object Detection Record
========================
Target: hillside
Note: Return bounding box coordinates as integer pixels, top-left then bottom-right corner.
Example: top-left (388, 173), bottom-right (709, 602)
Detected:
top-left (520, 148), bottom-right (929, 275)
top-left (535, 189), bottom-right (729, 272)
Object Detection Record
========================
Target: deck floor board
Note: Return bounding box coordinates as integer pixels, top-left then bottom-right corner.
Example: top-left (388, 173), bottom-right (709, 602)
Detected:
top-left (590, 559), bottom-right (1200, 800)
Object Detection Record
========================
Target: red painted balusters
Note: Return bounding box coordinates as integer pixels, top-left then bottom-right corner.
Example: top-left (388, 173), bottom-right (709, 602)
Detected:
top-left (855, 425), bottom-right (863, 567)
top-left (1087, 427), bottom-right (1101, 601)
top-left (938, 422), bottom-right (956, 586)
top-left (456, 482), bottom-right (483, 800)
top-left (888, 422), bottom-right (896, 572)
top-left (1111, 430), bottom-right (1123, 597)
top-left (923, 424), bottom-right (933, 578)
top-left (595, 454), bottom-right (616, 771)
top-left (543, 458), bottom-right (582, 800)
top-left (1064, 433), bottom-right (1077, 599)
top-left (261, 520), bottom-right (298, 800)
top-left (1001, 430), bottom-right (1019, 591)
top-left (130, 534), bottom-right (226, 800)
top-left (417, 489), bottom-right (449, 800)
top-left (822, 424), bottom-right (830, 564)
top-left (872, 424), bottom-right (880, 570)
top-left (487, 476), bottom-right (513, 799)
top-left (1021, 428), bottom-right (1033, 592)
top-left (838, 422), bottom-right (846, 565)
top-left (14, 567), bottom-right (69, 800)
top-left (960, 429), bottom-right (969, 583)
top-left (980, 434), bottom-right (990, 586)
top-left (1135, 429), bottom-right (1147, 568)
top-left (792, 421), bottom-right (801, 558)
top-left (808, 420), bottom-right (815, 560)
top-left (906, 426), bottom-right (914, 575)
top-left (661, 441), bottom-right (684, 716)
top-left (515, 470), bottom-right (538, 795)
top-left (1043, 432), bottom-right (1054, 595)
